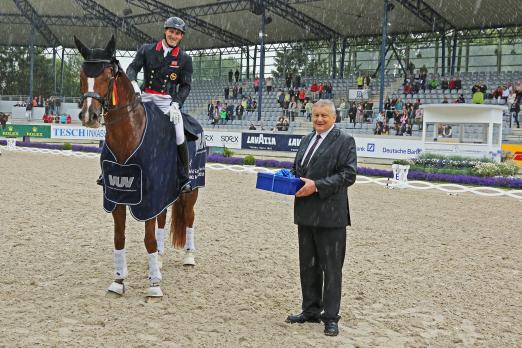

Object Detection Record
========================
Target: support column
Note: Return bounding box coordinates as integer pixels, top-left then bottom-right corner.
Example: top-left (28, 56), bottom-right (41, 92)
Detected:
top-left (497, 36), bottom-right (502, 73)
top-left (246, 46), bottom-right (250, 80)
top-left (340, 38), bottom-right (347, 79)
top-left (379, 0), bottom-right (390, 112)
top-left (331, 38), bottom-right (337, 79)
top-left (257, 9), bottom-right (266, 122)
top-left (60, 47), bottom-right (65, 96)
top-left (451, 31), bottom-right (458, 75)
top-left (253, 45), bottom-right (257, 78)
top-left (240, 48), bottom-right (243, 80)
top-left (218, 51), bottom-right (222, 79)
top-left (441, 31), bottom-right (446, 76)
top-left (28, 24), bottom-right (35, 108)
top-left (457, 39), bottom-right (463, 73)
top-left (52, 47), bottom-right (57, 95)
top-left (465, 40), bottom-right (470, 73)
top-left (434, 40), bottom-right (439, 75)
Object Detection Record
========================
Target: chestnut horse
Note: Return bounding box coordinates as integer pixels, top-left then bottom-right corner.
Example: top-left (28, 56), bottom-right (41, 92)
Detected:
top-left (75, 36), bottom-right (200, 298)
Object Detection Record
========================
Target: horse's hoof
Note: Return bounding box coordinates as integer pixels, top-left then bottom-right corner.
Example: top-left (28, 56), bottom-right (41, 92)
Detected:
top-left (107, 281), bottom-right (125, 295)
top-left (183, 251), bottom-right (195, 266)
top-left (146, 285), bottom-right (163, 298)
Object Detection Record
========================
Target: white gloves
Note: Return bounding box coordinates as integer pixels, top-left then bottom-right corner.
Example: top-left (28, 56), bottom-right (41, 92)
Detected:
top-left (131, 81), bottom-right (141, 95)
top-left (170, 102), bottom-right (182, 125)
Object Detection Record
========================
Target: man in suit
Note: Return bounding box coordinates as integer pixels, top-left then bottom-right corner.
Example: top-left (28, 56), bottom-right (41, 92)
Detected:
top-left (286, 99), bottom-right (357, 336)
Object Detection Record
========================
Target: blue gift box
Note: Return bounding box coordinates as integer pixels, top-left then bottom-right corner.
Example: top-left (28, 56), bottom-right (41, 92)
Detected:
top-left (256, 172), bottom-right (304, 195)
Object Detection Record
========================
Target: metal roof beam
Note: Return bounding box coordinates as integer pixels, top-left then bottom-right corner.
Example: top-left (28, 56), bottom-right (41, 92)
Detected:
top-left (13, 0), bottom-right (61, 46)
top-left (0, 13), bottom-right (109, 27)
top-left (395, 0), bottom-right (454, 32)
top-left (263, 0), bottom-right (341, 39)
top-left (74, 0), bottom-right (154, 44)
top-left (128, 0), bottom-right (253, 47)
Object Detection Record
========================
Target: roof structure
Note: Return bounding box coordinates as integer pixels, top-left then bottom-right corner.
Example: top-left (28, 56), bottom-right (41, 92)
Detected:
top-left (0, 0), bottom-right (521, 51)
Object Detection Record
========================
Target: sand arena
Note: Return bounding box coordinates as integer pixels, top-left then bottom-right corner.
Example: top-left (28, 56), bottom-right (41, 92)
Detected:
top-left (0, 151), bottom-right (520, 347)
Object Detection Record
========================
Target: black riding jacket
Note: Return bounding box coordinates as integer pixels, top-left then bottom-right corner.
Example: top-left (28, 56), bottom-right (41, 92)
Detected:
top-left (127, 41), bottom-right (193, 107)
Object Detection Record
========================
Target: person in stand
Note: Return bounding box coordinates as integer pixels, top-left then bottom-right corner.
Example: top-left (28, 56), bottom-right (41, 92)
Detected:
top-left (126, 16), bottom-right (193, 193)
top-left (286, 99), bottom-right (357, 337)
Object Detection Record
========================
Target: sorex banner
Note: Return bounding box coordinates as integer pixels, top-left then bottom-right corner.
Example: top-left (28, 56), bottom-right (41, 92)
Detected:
top-left (242, 132), bottom-right (305, 152)
top-left (51, 125), bottom-right (106, 140)
top-left (0, 124), bottom-right (51, 138)
top-left (204, 130), bottom-right (242, 149)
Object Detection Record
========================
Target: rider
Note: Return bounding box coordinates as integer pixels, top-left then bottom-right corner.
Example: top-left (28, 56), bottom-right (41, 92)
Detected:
top-left (125, 16), bottom-right (193, 192)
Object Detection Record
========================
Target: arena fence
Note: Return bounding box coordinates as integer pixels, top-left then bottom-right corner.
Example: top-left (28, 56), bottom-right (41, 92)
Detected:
top-left (2, 144), bottom-right (521, 201)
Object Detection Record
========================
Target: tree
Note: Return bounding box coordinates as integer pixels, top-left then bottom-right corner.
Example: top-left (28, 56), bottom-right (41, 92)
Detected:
top-left (271, 43), bottom-right (330, 78)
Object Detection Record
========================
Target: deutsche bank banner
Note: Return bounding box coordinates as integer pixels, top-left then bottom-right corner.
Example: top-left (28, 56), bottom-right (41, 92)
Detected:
top-left (242, 132), bottom-right (305, 152)
top-left (204, 130), bottom-right (242, 149)
top-left (348, 89), bottom-right (369, 101)
top-left (354, 137), bottom-right (424, 159)
top-left (51, 125), bottom-right (105, 140)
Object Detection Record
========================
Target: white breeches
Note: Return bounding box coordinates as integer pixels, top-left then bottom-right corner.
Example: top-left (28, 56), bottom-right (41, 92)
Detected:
top-left (141, 92), bottom-right (185, 145)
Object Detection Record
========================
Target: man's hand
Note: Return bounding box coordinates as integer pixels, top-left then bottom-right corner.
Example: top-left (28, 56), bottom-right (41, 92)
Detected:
top-left (295, 177), bottom-right (317, 197)
top-left (170, 102), bottom-right (182, 125)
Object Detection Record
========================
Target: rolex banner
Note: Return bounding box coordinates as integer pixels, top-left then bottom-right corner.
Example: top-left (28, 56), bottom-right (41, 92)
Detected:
top-left (0, 124), bottom-right (51, 138)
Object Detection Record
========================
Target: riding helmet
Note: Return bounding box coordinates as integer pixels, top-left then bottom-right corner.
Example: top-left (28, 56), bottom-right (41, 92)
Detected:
top-left (164, 17), bottom-right (187, 33)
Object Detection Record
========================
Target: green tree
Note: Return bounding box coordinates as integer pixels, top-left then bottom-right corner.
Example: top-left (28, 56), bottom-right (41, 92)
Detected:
top-left (271, 43), bottom-right (330, 78)
top-left (193, 55), bottom-right (241, 80)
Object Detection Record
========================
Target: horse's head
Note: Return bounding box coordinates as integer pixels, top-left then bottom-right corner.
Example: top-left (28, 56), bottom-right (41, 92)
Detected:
top-left (75, 35), bottom-right (119, 128)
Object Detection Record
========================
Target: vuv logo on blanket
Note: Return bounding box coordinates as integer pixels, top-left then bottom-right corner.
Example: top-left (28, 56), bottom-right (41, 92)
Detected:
top-left (108, 175), bottom-right (135, 188)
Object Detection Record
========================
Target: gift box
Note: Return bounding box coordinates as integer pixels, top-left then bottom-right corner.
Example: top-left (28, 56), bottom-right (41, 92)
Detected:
top-left (256, 172), bottom-right (304, 195)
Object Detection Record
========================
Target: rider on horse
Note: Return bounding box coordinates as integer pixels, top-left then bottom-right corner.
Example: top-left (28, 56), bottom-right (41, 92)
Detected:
top-left (97, 16), bottom-right (193, 192)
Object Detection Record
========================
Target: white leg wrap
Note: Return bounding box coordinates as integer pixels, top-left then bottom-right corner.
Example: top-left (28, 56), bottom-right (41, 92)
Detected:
top-left (147, 252), bottom-right (162, 285)
top-left (185, 227), bottom-right (195, 251)
top-left (155, 228), bottom-right (166, 256)
top-left (175, 119), bottom-right (185, 145)
top-left (114, 249), bottom-right (128, 280)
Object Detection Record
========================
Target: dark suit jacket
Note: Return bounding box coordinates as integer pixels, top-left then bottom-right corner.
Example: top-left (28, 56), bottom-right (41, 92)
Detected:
top-left (292, 127), bottom-right (357, 228)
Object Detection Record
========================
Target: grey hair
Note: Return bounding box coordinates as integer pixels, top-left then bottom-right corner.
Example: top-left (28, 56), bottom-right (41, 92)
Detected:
top-left (312, 99), bottom-right (336, 116)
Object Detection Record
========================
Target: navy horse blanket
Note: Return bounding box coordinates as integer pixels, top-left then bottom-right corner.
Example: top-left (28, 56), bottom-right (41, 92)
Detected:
top-left (101, 102), bottom-right (206, 221)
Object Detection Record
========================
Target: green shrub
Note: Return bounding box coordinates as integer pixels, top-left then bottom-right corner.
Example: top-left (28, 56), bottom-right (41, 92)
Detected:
top-left (392, 159), bottom-right (411, 165)
top-left (223, 146), bottom-right (234, 157)
top-left (62, 142), bottom-right (72, 150)
top-left (243, 155), bottom-right (256, 165)
top-left (497, 161), bottom-right (519, 177)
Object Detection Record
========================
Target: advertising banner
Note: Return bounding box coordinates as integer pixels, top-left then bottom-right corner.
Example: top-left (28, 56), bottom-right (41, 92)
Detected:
top-left (204, 130), bottom-right (242, 149)
top-left (51, 125), bottom-right (106, 140)
top-left (354, 137), bottom-right (424, 159)
top-left (0, 124), bottom-right (51, 138)
top-left (348, 89), bottom-right (369, 101)
top-left (241, 132), bottom-right (305, 152)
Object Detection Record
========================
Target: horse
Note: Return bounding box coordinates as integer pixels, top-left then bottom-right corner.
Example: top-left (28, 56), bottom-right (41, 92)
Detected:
top-left (75, 35), bottom-right (203, 298)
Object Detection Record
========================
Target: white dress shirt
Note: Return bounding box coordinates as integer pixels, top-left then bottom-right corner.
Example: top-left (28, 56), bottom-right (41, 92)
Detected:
top-left (301, 124), bottom-right (335, 166)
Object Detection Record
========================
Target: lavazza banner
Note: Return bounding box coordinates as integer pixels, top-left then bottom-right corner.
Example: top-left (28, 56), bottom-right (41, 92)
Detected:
top-left (204, 130), bottom-right (242, 149)
top-left (51, 125), bottom-right (106, 140)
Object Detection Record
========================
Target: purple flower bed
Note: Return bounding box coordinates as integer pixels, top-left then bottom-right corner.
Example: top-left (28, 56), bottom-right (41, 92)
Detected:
top-left (207, 155), bottom-right (522, 189)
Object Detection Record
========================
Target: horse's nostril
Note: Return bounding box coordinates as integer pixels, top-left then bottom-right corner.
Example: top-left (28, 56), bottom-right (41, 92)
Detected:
top-left (92, 114), bottom-right (98, 121)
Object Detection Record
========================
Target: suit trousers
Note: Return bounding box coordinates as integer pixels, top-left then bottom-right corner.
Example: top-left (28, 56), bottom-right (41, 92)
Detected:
top-left (298, 225), bottom-right (346, 321)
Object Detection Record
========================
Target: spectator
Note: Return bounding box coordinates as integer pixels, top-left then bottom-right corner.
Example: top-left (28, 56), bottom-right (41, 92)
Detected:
top-left (253, 77), bottom-right (260, 93)
top-left (277, 89), bottom-right (285, 108)
top-left (305, 99), bottom-right (313, 121)
top-left (285, 72), bottom-right (292, 88)
top-left (364, 73), bottom-right (371, 88)
top-left (428, 76), bottom-right (439, 92)
top-left (454, 76), bottom-right (462, 91)
top-left (32, 97), bottom-right (38, 107)
top-left (299, 100), bottom-right (307, 118)
top-left (241, 97), bottom-right (247, 114)
top-left (442, 96), bottom-right (449, 104)
top-left (338, 99), bottom-right (347, 120)
top-left (288, 96), bottom-right (298, 122)
top-left (441, 78), bottom-right (449, 92)
top-left (219, 105), bottom-right (227, 124)
top-left (232, 84), bottom-right (238, 99)
top-left (25, 99), bottom-right (33, 120)
top-left (207, 99), bottom-right (214, 121)
top-left (455, 94), bottom-right (465, 103)
top-left (403, 83), bottom-right (413, 94)
top-left (415, 108), bottom-right (423, 130)
top-left (238, 83), bottom-right (244, 98)
top-left (502, 84), bottom-right (510, 102)
top-left (235, 103), bottom-right (244, 120)
top-left (224, 85), bottom-right (230, 100)
top-left (38, 95), bottom-right (43, 107)
top-left (448, 77), bottom-right (456, 92)
top-left (357, 74), bottom-right (364, 89)
top-left (324, 82), bottom-right (333, 99)
top-left (298, 88), bottom-right (305, 103)
top-left (226, 103), bottom-right (235, 122)
top-left (266, 77), bottom-right (273, 93)
top-left (283, 92), bottom-right (291, 114)
top-left (310, 82), bottom-right (319, 100)
top-left (472, 83), bottom-right (484, 104)
top-left (356, 103), bottom-right (365, 124)
top-left (276, 115), bottom-right (289, 131)
top-left (228, 69), bottom-right (233, 83)
top-left (374, 111), bottom-right (385, 135)
top-left (248, 122), bottom-right (256, 130)
top-left (419, 65), bottom-right (428, 80)
top-left (234, 69), bottom-right (240, 82)
top-left (348, 102), bottom-right (357, 126)
top-left (292, 74), bottom-right (301, 89)
top-left (492, 86), bottom-right (504, 100)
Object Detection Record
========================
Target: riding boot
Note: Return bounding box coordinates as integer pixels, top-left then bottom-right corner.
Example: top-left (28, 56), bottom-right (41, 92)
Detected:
top-left (178, 141), bottom-right (191, 193)
top-left (96, 174), bottom-right (103, 186)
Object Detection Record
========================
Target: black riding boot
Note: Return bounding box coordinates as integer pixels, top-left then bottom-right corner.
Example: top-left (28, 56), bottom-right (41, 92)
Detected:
top-left (178, 141), bottom-right (191, 193)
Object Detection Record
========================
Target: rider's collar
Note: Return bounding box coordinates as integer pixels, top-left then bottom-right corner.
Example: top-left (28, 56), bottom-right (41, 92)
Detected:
top-left (158, 40), bottom-right (180, 57)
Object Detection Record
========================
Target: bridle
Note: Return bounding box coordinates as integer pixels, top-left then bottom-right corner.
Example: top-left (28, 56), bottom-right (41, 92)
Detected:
top-left (80, 58), bottom-right (140, 125)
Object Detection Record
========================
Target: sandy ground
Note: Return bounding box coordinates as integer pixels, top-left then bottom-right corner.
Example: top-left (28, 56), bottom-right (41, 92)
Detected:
top-left (0, 150), bottom-right (520, 348)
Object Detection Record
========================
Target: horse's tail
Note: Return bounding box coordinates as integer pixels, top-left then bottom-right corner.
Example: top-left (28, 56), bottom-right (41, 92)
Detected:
top-left (170, 194), bottom-right (187, 249)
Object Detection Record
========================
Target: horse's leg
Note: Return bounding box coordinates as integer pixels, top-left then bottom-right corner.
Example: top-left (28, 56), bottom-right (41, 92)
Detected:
top-left (182, 190), bottom-right (198, 266)
top-left (108, 204), bottom-right (127, 295)
top-left (144, 218), bottom-right (163, 297)
top-left (155, 210), bottom-right (167, 256)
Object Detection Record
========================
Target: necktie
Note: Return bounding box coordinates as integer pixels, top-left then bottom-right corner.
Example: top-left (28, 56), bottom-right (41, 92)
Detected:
top-left (302, 134), bottom-right (321, 168)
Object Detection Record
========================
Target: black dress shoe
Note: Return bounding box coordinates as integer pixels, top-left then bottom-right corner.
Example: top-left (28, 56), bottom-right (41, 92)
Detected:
top-left (324, 321), bottom-right (339, 336)
top-left (285, 313), bottom-right (321, 324)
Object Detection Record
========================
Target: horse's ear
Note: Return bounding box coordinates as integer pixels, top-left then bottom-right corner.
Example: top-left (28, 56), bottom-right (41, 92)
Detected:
top-left (105, 35), bottom-right (116, 58)
top-left (74, 36), bottom-right (90, 59)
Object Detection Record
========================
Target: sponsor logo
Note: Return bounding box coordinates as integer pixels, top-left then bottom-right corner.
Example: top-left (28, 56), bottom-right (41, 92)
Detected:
top-left (108, 175), bottom-right (134, 188)
top-left (220, 135), bottom-right (239, 143)
top-left (288, 138), bottom-right (301, 147)
top-left (367, 143), bottom-right (375, 152)
top-left (513, 152), bottom-right (522, 161)
top-left (247, 134), bottom-right (276, 145)
top-left (204, 134), bottom-right (214, 142)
